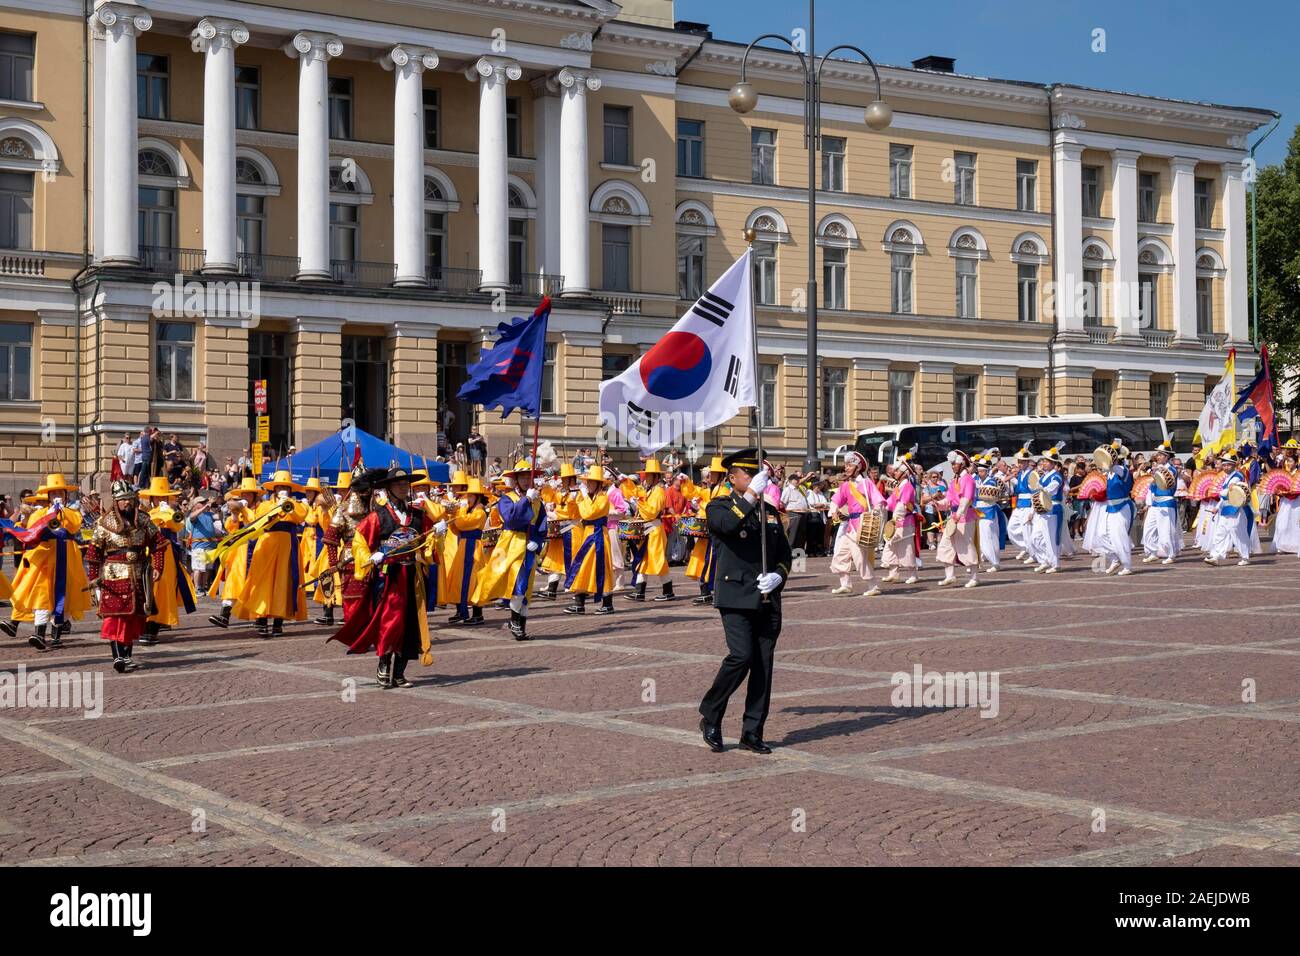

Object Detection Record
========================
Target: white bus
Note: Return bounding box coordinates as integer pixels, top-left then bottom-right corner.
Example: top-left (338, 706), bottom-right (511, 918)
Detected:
top-left (843, 415), bottom-right (1174, 472)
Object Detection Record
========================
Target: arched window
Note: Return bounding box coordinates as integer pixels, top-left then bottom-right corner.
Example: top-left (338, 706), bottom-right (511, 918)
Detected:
top-left (234, 159), bottom-right (264, 262)
top-left (675, 202), bottom-right (715, 302)
top-left (508, 184), bottom-right (528, 288)
top-left (137, 149), bottom-right (176, 260)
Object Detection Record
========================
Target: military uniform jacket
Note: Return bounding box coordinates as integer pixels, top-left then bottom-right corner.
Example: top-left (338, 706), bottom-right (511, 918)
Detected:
top-left (705, 491), bottom-right (793, 611)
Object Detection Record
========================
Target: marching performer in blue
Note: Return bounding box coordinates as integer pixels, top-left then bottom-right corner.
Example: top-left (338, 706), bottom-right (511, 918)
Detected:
top-left (563, 466), bottom-right (616, 615)
top-left (473, 459), bottom-right (548, 640)
top-left (1207, 450), bottom-right (1253, 566)
top-left (973, 454), bottom-right (1007, 572)
top-left (1096, 440), bottom-right (1136, 576)
top-left (1007, 445), bottom-right (1037, 564)
top-left (1140, 443), bottom-right (1181, 564)
top-left (1029, 446), bottom-right (1067, 574)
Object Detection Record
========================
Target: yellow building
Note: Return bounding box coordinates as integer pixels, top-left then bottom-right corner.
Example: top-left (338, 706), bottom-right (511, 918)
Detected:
top-left (0, 0), bottom-right (1276, 489)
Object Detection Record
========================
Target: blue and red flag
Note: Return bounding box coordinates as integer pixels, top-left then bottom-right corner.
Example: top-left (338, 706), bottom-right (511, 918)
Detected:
top-left (1233, 344), bottom-right (1278, 452)
top-left (458, 297), bottom-right (552, 420)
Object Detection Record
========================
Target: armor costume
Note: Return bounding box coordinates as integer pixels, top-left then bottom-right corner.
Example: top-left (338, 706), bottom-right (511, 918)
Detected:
top-left (322, 472), bottom-right (372, 623)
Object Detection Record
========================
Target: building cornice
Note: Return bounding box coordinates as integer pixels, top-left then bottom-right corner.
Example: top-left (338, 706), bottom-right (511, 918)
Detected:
top-left (594, 20), bottom-right (704, 74)
top-left (1051, 85), bottom-right (1276, 144)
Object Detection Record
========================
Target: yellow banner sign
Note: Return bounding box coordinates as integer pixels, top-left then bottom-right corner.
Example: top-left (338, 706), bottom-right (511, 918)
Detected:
top-left (256, 416), bottom-right (270, 443)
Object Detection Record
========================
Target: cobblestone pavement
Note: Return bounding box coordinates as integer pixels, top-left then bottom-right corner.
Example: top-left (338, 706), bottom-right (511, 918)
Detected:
top-left (1, 548), bottom-right (1298, 866)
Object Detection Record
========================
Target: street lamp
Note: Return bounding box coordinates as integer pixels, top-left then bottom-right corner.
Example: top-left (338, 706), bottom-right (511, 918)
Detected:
top-left (731, 7), bottom-right (890, 473)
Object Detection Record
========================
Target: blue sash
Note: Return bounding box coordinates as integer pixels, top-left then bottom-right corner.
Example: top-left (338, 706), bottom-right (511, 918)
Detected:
top-left (163, 529), bottom-right (196, 614)
top-left (563, 519), bottom-right (608, 599)
top-left (456, 530), bottom-right (482, 613)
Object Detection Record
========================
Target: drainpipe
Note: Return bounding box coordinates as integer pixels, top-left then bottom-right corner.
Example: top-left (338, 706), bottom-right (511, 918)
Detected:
top-left (1045, 85), bottom-right (1058, 415)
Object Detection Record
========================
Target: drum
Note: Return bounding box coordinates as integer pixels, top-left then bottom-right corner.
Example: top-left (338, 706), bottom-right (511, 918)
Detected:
top-left (1226, 482), bottom-right (1250, 508)
top-left (857, 509), bottom-right (884, 548)
top-left (617, 518), bottom-right (646, 542)
top-left (977, 484), bottom-right (1001, 503)
top-left (1028, 470), bottom-right (1042, 492)
top-left (1093, 446), bottom-right (1114, 471)
top-left (1032, 489), bottom-right (1052, 514)
top-left (481, 528), bottom-right (501, 550)
top-left (677, 515), bottom-right (707, 538)
top-left (882, 518), bottom-right (897, 541)
top-left (1153, 465), bottom-right (1175, 490)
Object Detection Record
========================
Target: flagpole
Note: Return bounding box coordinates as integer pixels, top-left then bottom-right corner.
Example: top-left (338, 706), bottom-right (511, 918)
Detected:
top-left (744, 228), bottom-right (768, 584)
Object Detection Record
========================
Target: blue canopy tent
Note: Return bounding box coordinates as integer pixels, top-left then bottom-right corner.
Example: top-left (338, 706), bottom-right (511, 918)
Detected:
top-left (258, 428), bottom-right (450, 485)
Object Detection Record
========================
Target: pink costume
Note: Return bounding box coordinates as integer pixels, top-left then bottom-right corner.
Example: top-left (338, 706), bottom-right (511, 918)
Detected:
top-left (937, 471), bottom-right (979, 569)
top-left (882, 478), bottom-right (919, 571)
top-left (829, 477), bottom-right (885, 580)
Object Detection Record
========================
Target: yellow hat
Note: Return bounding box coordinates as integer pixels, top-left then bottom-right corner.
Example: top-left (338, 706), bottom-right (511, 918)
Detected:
top-left (225, 476), bottom-right (262, 500)
top-left (263, 469), bottom-right (303, 492)
top-left (639, 458), bottom-right (663, 476)
top-left (1285, 438), bottom-right (1299, 449)
top-left (139, 476), bottom-right (180, 499)
top-left (462, 477), bottom-right (489, 497)
top-left (583, 465), bottom-right (609, 484)
top-left (23, 492), bottom-right (49, 505)
top-left (559, 462), bottom-right (577, 479)
top-left (707, 456), bottom-right (727, 475)
top-left (333, 471), bottom-right (352, 491)
top-left (304, 476), bottom-right (325, 493)
top-left (450, 470), bottom-right (470, 487)
top-left (36, 472), bottom-right (77, 495)
top-left (508, 459), bottom-right (536, 475)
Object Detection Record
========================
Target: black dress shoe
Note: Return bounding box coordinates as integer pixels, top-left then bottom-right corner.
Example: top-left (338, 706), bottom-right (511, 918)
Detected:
top-left (738, 733), bottom-right (772, 755)
top-left (699, 718), bottom-right (725, 753)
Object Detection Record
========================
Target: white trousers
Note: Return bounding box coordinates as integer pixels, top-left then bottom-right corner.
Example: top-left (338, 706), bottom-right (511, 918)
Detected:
top-left (1209, 512), bottom-right (1251, 561)
top-left (1028, 512), bottom-right (1060, 569)
top-left (1007, 507), bottom-right (1034, 552)
top-left (1141, 505), bottom-right (1181, 559)
top-left (977, 516), bottom-right (1001, 568)
top-left (1274, 496), bottom-right (1300, 554)
top-left (1097, 508), bottom-right (1133, 570)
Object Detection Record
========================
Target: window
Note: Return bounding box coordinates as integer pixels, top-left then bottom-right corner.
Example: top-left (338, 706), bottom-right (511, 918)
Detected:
top-left (0, 323), bottom-right (31, 401)
top-left (136, 54), bottom-right (168, 120)
top-left (758, 362), bottom-right (777, 428)
top-left (1149, 381), bottom-right (1169, 419)
top-left (329, 202), bottom-right (358, 265)
top-left (1091, 378), bottom-right (1113, 415)
top-left (603, 106), bottom-right (631, 166)
top-left (508, 217), bottom-right (526, 287)
top-left (677, 234), bottom-right (704, 301)
top-left (1139, 273), bottom-right (1158, 328)
top-left (601, 352), bottom-right (631, 381)
top-left (753, 240), bottom-right (776, 305)
top-left (154, 322), bottom-right (194, 401)
top-left (234, 66), bottom-right (259, 130)
top-left (0, 32), bottom-right (35, 102)
top-left (505, 97), bottom-right (521, 157)
top-left (425, 211), bottom-right (445, 279)
top-left (954, 374), bottom-right (978, 421)
top-left (138, 183), bottom-right (175, 253)
top-left (1081, 165), bottom-right (1101, 218)
top-left (889, 144), bottom-right (912, 199)
top-left (0, 171), bottom-right (33, 250)
top-left (1196, 276), bottom-right (1213, 334)
top-left (954, 151), bottom-right (976, 205)
top-left (821, 366), bottom-right (847, 431)
top-left (891, 252), bottom-right (913, 314)
top-left (601, 224), bottom-right (631, 291)
top-left (422, 88), bottom-right (439, 150)
top-left (822, 136), bottom-right (845, 191)
top-left (889, 370), bottom-right (914, 424)
top-left (541, 341), bottom-right (557, 415)
top-left (823, 247), bottom-right (846, 309)
top-left (1138, 172), bottom-right (1158, 223)
top-left (1195, 178), bottom-right (1213, 229)
top-left (1016, 159), bottom-right (1037, 212)
top-left (955, 258), bottom-right (977, 318)
top-left (1082, 267), bottom-right (1102, 326)
top-left (677, 119), bottom-right (704, 177)
top-left (341, 336), bottom-right (388, 439)
top-left (234, 160), bottom-right (265, 260)
top-left (751, 128), bottom-right (776, 185)
top-left (1017, 264), bottom-right (1038, 323)
top-left (328, 77), bottom-right (352, 140)
top-left (1016, 377), bottom-right (1039, 417)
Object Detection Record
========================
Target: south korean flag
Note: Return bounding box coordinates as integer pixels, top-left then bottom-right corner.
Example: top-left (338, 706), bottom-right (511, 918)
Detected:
top-left (599, 250), bottom-right (756, 455)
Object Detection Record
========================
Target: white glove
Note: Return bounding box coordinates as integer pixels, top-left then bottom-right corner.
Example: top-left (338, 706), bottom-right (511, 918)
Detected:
top-left (750, 471), bottom-right (770, 496)
top-left (94, 589), bottom-right (102, 604)
top-left (525, 487), bottom-right (539, 501)
top-left (433, 520), bottom-right (447, 536)
top-left (757, 571), bottom-right (782, 594)
top-left (370, 550), bottom-right (386, 566)
top-left (526, 540), bottom-right (540, 553)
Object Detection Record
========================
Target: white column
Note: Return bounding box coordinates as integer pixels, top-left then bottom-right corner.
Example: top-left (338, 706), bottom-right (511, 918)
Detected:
top-left (465, 56), bottom-right (521, 292)
top-left (1221, 160), bottom-right (1250, 344)
top-left (531, 78), bottom-right (562, 279)
top-left (1110, 149), bottom-right (1141, 340)
top-left (1051, 140), bottom-right (1085, 337)
top-left (383, 45), bottom-right (439, 286)
top-left (91, 22), bottom-right (106, 259)
top-left (192, 18), bottom-right (249, 273)
top-left (92, 3), bottom-right (152, 266)
top-left (1169, 156), bottom-right (1199, 343)
top-left (285, 32), bottom-right (343, 280)
top-left (553, 67), bottom-right (600, 296)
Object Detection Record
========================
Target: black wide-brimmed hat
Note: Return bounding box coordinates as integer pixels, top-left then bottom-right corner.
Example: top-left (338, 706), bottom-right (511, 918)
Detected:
top-left (720, 448), bottom-right (761, 473)
top-left (374, 465), bottom-right (425, 486)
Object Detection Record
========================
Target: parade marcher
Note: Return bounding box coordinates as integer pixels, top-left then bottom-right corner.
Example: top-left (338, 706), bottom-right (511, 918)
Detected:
top-left (973, 454), bottom-right (1008, 572)
top-left (1271, 440), bottom-right (1300, 555)
top-left (880, 454), bottom-right (921, 584)
top-left (410, 468), bottom-right (449, 611)
top-left (1, 472), bottom-right (91, 650)
top-left (474, 459), bottom-right (547, 641)
top-left (301, 475), bottom-right (337, 622)
top-left (235, 470), bottom-right (310, 637)
top-left (1096, 440), bottom-right (1136, 576)
top-left (84, 480), bottom-right (166, 673)
top-left (1027, 446), bottom-right (1067, 574)
top-left (698, 450), bottom-right (793, 755)
top-left (206, 476), bottom-right (262, 629)
top-left (445, 478), bottom-right (489, 625)
top-left (1007, 445), bottom-right (1037, 564)
top-left (1192, 457), bottom-right (1220, 552)
top-left (686, 456), bottom-right (729, 605)
top-left (1140, 443), bottom-right (1181, 564)
top-left (828, 452), bottom-right (885, 597)
top-left (1207, 451), bottom-right (1252, 566)
top-left (605, 477), bottom-right (629, 593)
top-left (537, 463), bottom-right (579, 601)
top-left (321, 469), bottom-right (372, 624)
top-left (330, 466), bottom-right (436, 688)
top-left (937, 450), bottom-right (980, 588)
top-left (563, 465), bottom-right (616, 615)
top-left (437, 470), bottom-right (471, 605)
top-left (138, 477), bottom-right (196, 646)
top-left (625, 458), bottom-right (673, 602)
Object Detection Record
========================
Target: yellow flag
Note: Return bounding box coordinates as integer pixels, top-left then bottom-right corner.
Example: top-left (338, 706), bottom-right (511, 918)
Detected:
top-left (1196, 349), bottom-right (1236, 457)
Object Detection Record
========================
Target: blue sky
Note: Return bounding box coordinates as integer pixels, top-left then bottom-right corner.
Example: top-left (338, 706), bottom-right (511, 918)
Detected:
top-left (675, 0), bottom-right (1293, 167)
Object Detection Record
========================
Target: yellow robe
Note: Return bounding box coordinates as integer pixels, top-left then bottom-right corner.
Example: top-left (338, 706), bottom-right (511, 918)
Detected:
top-left (567, 491), bottom-right (613, 595)
top-left (686, 483), bottom-right (729, 580)
top-left (541, 489), bottom-right (579, 575)
top-left (208, 506), bottom-right (258, 602)
top-left (234, 499), bottom-right (310, 621)
top-left (472, 492), bottom-right (543, 605)
top-left (304, 497), bottom-right (335, 605)
top-left (633, 483), bottom-right (669, 578)
top-left (147, 505), bottom-right (195, 628)
top-left (9, 505), bottom-right (90, 622)
top-left (444, 504), bottom-right (487, 609)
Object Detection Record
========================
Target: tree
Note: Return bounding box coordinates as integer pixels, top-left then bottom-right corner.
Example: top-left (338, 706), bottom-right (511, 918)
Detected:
top-left (1248, 123), bottom-right (1300, 423)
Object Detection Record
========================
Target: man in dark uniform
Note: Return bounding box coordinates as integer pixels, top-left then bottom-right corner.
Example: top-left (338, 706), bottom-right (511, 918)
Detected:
top-left (698, 449), bottom-right (792, 754)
